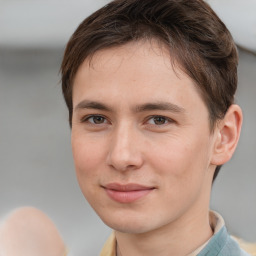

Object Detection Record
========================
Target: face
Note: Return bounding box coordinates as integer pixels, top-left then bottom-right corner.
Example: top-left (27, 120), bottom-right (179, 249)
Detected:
top-left (71, 41), bottom-right (217, 234)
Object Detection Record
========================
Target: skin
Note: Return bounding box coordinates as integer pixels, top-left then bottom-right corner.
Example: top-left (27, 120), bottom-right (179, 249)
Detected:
top-left (0, 207), bottom-right (67, 256)
top-left (71, 40), bottom-right (242, 256)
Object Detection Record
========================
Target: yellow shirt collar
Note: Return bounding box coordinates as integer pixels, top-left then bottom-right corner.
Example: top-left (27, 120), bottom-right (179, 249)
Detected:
top-left (99, 211), bottom-right (225, 256)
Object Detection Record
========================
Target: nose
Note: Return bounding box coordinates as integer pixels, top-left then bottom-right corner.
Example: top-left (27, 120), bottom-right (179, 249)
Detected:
top-left (106, 123), bottom-right (144, 172)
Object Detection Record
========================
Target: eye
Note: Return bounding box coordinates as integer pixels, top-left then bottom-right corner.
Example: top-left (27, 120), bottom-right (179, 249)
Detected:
top-left (147, 116), bottom-right (172, 125)
top-left (82, 115), bottom-right (107, 125)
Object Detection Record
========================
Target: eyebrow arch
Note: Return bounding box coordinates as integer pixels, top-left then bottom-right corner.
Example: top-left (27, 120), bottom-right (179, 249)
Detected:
top-left (74, 100), bottom-right (186, 114)
top-left (74, 100), bottom-right (111, 112)
top-left (134, 102), bottom-right (186, 114)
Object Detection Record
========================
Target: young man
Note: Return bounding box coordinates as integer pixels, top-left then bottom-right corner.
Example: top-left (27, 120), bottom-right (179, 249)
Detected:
top-left (61, 0), bottom-right (250, 255)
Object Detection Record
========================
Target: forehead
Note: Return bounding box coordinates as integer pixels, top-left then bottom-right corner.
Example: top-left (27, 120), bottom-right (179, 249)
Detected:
top-left (74, 40), bottom-right (190, 89)
top-left (88, 40), bottom-right (172, 68)
top-left (73, 40), bottom-right (207, 115)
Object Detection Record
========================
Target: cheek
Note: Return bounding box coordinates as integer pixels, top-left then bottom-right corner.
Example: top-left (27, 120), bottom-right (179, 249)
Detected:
top-left (71, 133), bottom-right (106, 185)
top-left (147, 136), bottom-right (212, 213)
top-left (148, 132), bottom-right (212, 183)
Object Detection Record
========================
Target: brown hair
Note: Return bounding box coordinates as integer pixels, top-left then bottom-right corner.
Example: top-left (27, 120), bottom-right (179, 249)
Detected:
top-left (61, 0), bottom-right (238, 181)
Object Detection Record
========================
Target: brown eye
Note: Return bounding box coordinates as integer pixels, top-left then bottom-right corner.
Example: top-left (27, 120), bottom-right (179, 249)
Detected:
top-left (152, 116), bottom-right (167, 125)
top-left (87, 115), bottom-right (106, 124)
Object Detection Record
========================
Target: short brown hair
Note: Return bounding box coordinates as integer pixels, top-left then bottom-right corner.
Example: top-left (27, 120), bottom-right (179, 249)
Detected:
top-left (61, 0), bottom-right (238, 181)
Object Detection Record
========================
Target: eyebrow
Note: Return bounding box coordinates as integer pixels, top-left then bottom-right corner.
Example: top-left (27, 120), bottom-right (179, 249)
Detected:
top-left (74, 100), bottom-right (111, 112)
top-left (133, 102), bottom-right (186, 114)
top-left (74, 100), bottom-right (186, 114)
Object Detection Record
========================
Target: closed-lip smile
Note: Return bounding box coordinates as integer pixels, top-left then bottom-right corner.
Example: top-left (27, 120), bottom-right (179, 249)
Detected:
top-left (103, 183), bottom-right (155, 203)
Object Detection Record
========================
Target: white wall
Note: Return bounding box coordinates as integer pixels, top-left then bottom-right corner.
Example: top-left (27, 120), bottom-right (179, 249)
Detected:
top-left (0, 49), bottom-right (111, 255)
top-left (1, 0), bottom-right (255, 52)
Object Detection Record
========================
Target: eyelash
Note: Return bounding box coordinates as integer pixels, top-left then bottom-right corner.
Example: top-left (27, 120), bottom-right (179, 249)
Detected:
top-left (81, 115), bottom-right (109, 125)
top-left (80, 115), bottom-right (175, 127)
top-left (145, 115), bottom-right (175, 126)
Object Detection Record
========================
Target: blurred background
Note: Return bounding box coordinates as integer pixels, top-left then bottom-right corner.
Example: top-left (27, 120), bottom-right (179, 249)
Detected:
top-left (0, 0), bottom-right (255, 255)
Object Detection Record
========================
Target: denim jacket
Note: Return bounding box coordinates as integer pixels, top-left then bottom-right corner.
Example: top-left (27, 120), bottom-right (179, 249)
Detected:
top-left (198, 225), bottom-right (251, 256)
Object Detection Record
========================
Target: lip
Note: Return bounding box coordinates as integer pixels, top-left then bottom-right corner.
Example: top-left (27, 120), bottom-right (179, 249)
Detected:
top-left (103, 183), bottom-right (155, 203)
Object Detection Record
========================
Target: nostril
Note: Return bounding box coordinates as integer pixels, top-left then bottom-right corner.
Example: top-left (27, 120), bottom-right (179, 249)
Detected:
top-left (106, 151), bottom-right (143, 172)
top-left (106, 129), bottom-right (144, 171)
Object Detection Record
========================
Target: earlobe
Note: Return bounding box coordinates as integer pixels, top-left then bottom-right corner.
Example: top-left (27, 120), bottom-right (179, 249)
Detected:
top-left (211, 104), bottom-right (243, 166)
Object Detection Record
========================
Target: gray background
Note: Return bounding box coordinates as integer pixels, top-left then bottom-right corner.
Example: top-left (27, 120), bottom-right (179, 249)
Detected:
top-left (0, 1), bottom-right (255, 255)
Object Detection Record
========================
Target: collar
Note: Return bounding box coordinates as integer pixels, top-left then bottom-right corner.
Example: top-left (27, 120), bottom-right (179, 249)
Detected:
top-left (100, 211), bottom-right (225, 256)
top-left (187, 211), bottom-right (225, 256)
top-left (100, 232), bottom-right (116, 256)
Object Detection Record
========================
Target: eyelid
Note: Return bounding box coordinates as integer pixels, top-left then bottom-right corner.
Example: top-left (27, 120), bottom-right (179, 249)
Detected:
top-left (80, 114), bottom-right (110, 124)
top-left (79, 114), bottom-right (175, 127)
top-left (145, 115), bottom-right (175, 126)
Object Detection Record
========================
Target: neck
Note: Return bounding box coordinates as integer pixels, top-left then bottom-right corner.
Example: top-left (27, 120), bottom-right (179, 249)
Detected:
top-left (115, 207), bottom-right (213, 256)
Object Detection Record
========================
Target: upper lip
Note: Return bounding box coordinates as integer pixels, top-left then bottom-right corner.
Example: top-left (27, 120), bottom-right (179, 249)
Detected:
top-left (103, 183), bottom-right (155, 191)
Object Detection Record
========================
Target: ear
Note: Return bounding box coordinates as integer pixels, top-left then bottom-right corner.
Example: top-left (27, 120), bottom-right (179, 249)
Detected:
top-left (211, 104), bottom-right (243, 166)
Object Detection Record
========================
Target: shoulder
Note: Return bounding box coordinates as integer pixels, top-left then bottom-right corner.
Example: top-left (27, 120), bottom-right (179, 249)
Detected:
top-left (220, 235), bottom-right (254, 256)
top-left (198, 226), bottom-right (254, 256)
top-left (203, 211), bottom-right (255, 256)
top-left (232, 236), bottom-right (256, 256)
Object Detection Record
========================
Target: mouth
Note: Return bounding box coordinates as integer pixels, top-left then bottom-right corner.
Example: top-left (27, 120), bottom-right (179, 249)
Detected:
top-left (102, 183), bottom-right (155, 203)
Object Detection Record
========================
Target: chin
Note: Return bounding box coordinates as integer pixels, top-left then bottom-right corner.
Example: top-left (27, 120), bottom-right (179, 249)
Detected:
top-left (106, 222), bottom-right (150, 234)
top-left (98, 212), bottom-right (159, 234)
